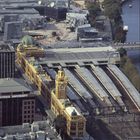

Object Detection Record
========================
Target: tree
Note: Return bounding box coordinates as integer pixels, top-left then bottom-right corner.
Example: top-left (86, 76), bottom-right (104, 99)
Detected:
top-left (86, 2), bottom-right (101, 17)
top-left (86, 2), bottom-right (101, 26)
top-left (115, 26), bottom-right (126, 43)
top-left (120, 56), bottom-right (140, 92)
top-left (117, 47), bottom-right (127, 57)
top-left (53, 115), bottom-right (67, 135)
top-left (103, 0), bottom-right (121, 20)
top-left (102, 0), bottom-right (126, 43)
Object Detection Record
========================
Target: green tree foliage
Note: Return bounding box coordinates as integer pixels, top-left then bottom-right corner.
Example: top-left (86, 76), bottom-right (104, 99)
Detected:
top-left (120, 56), bottom-right (140, 92)
top-left (86, 2), bottom-right (101, 26)
top-left (103, 0), bottom-right (127, 43)
top-left (53, 115), bottom-right (67, 134)
top-left (115, 26), bottom-right (126, 42)
top-left (117, 47), bottom-right (127, 57)
top-left (103, 0), bottom-right (121, 20)
top-left (86, 2), bottom-right (101, 17)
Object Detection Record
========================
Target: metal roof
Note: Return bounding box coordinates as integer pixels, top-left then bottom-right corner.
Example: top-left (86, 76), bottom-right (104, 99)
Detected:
top-left (64, 68), bottom-right (92, 99)
top-left (108, 65), bottom-right (140, 109)
top-left (0, 8), bottom-right (39, 15)
top-left (92, 66), bottom-right (122, 97)
top-left (37, 46), bottom-right (117, 65)
top-left (0, 78), bottom-right (31, 93)
top-left (75, 67), bottom-right (109, 99)
top-left (91, 66), bottom-right (125, 106)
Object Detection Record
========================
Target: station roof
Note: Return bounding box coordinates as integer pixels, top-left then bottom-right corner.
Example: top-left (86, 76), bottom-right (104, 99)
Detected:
top-left (37, 46), bottom-right (117, 66)
top-left (108, 65), bottom-right (140, 109)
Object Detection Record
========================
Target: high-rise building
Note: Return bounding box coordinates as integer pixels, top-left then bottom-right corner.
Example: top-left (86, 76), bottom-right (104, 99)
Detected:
top-left (0, 43), bottom-right (15, 78)
top-left (3, 21), bottom-right (22, 41)
top-left (51, 69), bottom-right (86, 139)
top-left (0, 78), bottom-right (36, 126)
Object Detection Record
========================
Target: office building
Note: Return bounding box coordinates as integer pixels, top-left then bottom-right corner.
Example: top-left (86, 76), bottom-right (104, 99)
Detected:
top-left (0, 78), bottom-right (36, 126)
top-left (3, 21), bottom-right (22, 41)
top-left (0, 43), bottom-right (15, 78)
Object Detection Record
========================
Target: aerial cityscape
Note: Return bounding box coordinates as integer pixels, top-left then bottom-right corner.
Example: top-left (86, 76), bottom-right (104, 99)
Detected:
top-left (0, 0), bottom-right (140, 140)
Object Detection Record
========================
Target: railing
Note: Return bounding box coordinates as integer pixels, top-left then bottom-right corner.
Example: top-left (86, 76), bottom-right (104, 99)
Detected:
top-left (113, 42), bottom-right (140, 46)
top-left (112, 42), bottom-right (140, 50)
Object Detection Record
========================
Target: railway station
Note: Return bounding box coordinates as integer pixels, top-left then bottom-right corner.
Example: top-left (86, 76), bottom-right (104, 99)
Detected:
top-left (16, 39), bottom-right (140, 117)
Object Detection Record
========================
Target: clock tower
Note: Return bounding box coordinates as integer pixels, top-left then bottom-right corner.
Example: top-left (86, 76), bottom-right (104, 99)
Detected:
top-left (55, 69), bottom-right (68, 99)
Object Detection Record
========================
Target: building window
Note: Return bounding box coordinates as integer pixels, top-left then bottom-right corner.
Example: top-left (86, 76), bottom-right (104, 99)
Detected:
top-left (70, 132), bottom-right (76, 136)
top-left (78, 122), bottom-right (84, 128)
top-left (24, 120), bottom-right (27, 123)
top-left (71, 122), bottom-right (76, 127)
top-left (70, 122), bottom-right (76, 130)
top-left (78, 127), bottom-right (84, 131)
top-left (70, 125), bottom-right (76, 130)
top-left (78, 132), bottom-right (83, 137)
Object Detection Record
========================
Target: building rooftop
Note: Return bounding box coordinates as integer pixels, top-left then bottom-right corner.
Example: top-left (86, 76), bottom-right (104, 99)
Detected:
top-left (59, 98), bottom-right (72, 107)
top-left (0, 121), bottom-right (60, 140)
top-left (0, 43), bottom-right (15, 52)
top-left (34, 46), bottom-right (119, 66)
top-left (47, 0), bottom-right (69, 8)
top-left (0, 78), bottom-right (31, 94)
top-left (65, 106), bottom-right (80, 116)
top-left (0, 8), bottom-right (39, 15)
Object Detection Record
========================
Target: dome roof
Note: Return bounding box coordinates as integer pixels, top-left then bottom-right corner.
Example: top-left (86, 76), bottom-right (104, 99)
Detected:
top-left (22, 35), bottom-right (34, 46)
top-left (71, 109), bottom-right (77, 116)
